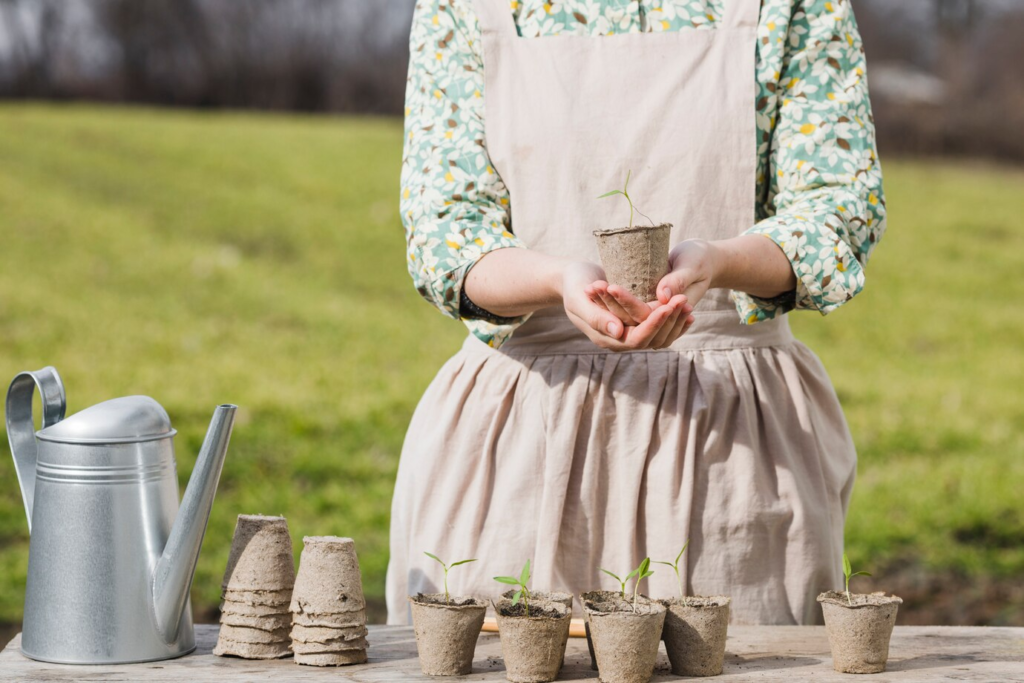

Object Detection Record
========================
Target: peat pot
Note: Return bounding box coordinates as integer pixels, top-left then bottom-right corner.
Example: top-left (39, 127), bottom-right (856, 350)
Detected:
top-left (409, 593), bottom-right (487, 676)
top-left (818, 591), bottom-right (903, 674)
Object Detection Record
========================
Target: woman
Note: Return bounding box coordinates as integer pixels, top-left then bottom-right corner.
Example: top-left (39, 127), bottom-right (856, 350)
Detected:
top-left (388, 0), bottom-right (885, 625)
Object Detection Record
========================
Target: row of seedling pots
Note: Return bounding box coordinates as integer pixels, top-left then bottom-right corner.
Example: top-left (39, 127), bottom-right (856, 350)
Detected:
top-left (410, 547), bottom-right (901, 681)
top-left (409, 546), bottom-right (729, 682)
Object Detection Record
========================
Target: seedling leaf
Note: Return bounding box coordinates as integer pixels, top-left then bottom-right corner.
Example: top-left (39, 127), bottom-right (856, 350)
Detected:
top-left (494, 560), bottom-right (533, 616)
top-left (655, 542), bottom-right (690, 600)
top-left (675, 541), bottom-right (689, 565)
top-left (598, 170), bottom-right (649, 229)
top-left (425, 552), bottom-right (475, 605)
top-left (599, 568), bottom-right (621, 582)
top-left (842, 552), bottom-right (871, 606)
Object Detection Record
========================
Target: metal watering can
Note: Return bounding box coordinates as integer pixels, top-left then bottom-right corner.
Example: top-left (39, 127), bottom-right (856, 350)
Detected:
top-left (6, 367), bottom-right (236, 664)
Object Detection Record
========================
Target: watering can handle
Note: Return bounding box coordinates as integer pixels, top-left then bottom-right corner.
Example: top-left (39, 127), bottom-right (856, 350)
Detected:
top-left (6, 367), bottom-right (66, 532)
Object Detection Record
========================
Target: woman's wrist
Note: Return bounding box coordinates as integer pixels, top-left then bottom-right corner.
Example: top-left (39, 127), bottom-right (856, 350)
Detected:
top-left (464, 248), bottom-right (569, 317)
top-left (707, 235), bottom-right (796, 298)
top-left (707, 239), bottom-right (733, 290)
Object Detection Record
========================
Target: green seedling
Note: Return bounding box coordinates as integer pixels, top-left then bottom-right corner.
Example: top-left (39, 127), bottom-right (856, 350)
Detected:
top-left (653, 541), bottom-right (690, 602)
top-left (494, 559), bottom-right (533, 616)
top-left (842, 552), bottom-right (871, 606)
top-left (424, 552), bottom-right (477, 606)
top-left (598, 170), bottom-right (653, 229)
top-left (631, 557), bottom-right (654, 613)
top-left (600, 557), bottom-right (655, 613)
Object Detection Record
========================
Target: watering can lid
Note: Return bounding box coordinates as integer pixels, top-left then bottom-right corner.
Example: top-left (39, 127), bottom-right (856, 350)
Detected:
top-left (37, 396), bottom-right (177, 444)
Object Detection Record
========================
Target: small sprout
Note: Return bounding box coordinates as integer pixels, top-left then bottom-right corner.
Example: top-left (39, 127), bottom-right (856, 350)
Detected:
top-left (598, 566), bottom-right (634, 599)
top-left (842, 552), bottom-right (871, 606)
top-left (598, 170), bottom-right (654, 229)
top-left (599, 558), bottom-right (655, 613)
top-left (494, 559), bottom-right (532, 616)
top-left (653, 541), bottom-right (689, 602)
top-left (424, 552), bottom-right (477, 606)
top-left (632, 558), bottom-right (654, 614)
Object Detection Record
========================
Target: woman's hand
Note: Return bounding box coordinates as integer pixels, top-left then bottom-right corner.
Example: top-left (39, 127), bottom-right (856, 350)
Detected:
top-left (562, 262), bottom-right (693, 351)
top-left (656, 239), bottom-right (717, 308)
top-left (656, 235), bottom-right (797, 306)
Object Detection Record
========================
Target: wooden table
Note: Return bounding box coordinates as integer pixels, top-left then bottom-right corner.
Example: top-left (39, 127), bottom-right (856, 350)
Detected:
top-left (2, 624), bottom-right (1022, 681)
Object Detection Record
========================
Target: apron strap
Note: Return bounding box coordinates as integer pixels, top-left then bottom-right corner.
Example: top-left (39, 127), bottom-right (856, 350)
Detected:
top-left (723, 0), bottom-right (762, 29)
top-left (474, 0), bottom-right (517, 37)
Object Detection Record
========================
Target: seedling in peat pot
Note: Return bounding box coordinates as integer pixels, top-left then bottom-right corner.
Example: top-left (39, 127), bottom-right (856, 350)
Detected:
top-left (424, 552), bottom-right (477, 606)
top-left (631, 558), bottom-right (654, 613)
top-left (598, 566), bottom-right (635, 599)
top-left (653, 541), bottom-right (690, 603)
top-left (842, 553), bottom-right (871, 606)
top-left (598, 170), bottom-right (654, 229)
top-left (599, 558), bottom-right (654, 613)
top-left (494, 560), bottom-right (533, 616)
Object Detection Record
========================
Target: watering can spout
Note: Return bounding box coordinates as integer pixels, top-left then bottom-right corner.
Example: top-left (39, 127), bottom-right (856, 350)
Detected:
top-left (152, 404), bottom-right (236, 641)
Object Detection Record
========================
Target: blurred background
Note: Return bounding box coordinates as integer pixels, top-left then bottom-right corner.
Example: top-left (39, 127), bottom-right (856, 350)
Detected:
top-left (0, 0), bottom-right (1021, 644)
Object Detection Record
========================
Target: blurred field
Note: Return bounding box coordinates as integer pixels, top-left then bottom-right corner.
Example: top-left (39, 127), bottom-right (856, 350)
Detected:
top-left (0, 104), bottom-right (1021, 631)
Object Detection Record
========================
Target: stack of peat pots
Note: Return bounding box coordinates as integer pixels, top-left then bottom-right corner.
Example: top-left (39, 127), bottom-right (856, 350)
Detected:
top-left (495, 590), bottom-right (573, 683)
top-left (213, 514), bottom-right (295, 659)
top-left (289, 536), bottom-right (369, 666)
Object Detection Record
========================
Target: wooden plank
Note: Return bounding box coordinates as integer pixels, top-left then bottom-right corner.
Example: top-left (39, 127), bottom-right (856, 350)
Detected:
top-left (1, 624), bottom-right (1023, 681)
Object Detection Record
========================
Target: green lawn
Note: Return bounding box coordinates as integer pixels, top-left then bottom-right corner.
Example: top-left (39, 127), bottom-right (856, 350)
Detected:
top-left (0, 104), bottom-right (1021, 627)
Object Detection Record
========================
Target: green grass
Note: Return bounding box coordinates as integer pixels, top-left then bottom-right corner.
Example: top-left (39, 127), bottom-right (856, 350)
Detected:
top-left (0, 104), bottom-right (1021, 626)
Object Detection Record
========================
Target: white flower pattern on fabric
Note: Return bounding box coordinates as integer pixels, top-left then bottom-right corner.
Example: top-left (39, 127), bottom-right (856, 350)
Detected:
top-left (401, 0), bottom-right (886, 347)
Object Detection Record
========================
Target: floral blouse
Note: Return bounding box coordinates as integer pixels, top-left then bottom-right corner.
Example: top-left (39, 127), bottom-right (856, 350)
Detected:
top-left (401, 0), bottom-right (887, 347)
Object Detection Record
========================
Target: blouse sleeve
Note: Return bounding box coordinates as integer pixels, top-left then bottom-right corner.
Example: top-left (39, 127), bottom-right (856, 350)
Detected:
top-left (401, 0), bottom-right (528, 348)
top-left (732, 0), bottom-right (887, 324)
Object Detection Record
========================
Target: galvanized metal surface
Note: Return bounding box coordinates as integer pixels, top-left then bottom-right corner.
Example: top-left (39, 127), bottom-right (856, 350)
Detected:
top-left (6, 367), bottom-right (236, 665)
top-left (2, 624), bottom-right (1022, 681)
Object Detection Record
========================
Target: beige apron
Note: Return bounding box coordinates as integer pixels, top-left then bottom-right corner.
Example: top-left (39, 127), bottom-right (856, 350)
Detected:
top-left (386, 0), bottom-right (857, 625)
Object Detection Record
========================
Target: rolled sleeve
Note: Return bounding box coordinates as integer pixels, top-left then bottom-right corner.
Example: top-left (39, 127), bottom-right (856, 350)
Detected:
top-left (733, 0), bottom-right (887, 324)
top-left (401, 0), bottom-right (529, 347)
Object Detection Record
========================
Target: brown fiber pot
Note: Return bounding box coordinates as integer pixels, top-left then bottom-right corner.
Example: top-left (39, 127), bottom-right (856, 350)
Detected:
top-left (494, 599), bottom-right (571, 683)
top-left (502, 590), bottom-right (573, 665)
top-left (593, 223), bottom-right (672, 301)
top-left (581, 590), bottom-right (619, 671)
top-left (582, 591), bottom-right (666, 683)
top-left (409, 593), bottom-right (487, 676)
top-left (660, 596), bottom-right (731, 677)
top-left (818, 591), bottom-right (902, 674)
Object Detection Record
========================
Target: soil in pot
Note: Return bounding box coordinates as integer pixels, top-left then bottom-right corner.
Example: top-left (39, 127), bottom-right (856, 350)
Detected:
top-left (593, 223), bottom-right (672, 302)
top-left (818, 591), bottom-right (903, 674)
top-left (409, 592), bottom-right (488, 676)
top-left (494, 598), bottom-right (571, 683)
top-left (582, 590), bottom-right (666, 683)
top-left (660, 596), bottom-right (731, 677)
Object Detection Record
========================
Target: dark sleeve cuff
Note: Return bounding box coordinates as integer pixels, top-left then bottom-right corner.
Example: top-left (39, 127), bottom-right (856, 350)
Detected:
top-left (459, 285), bottom-right (522, 326)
